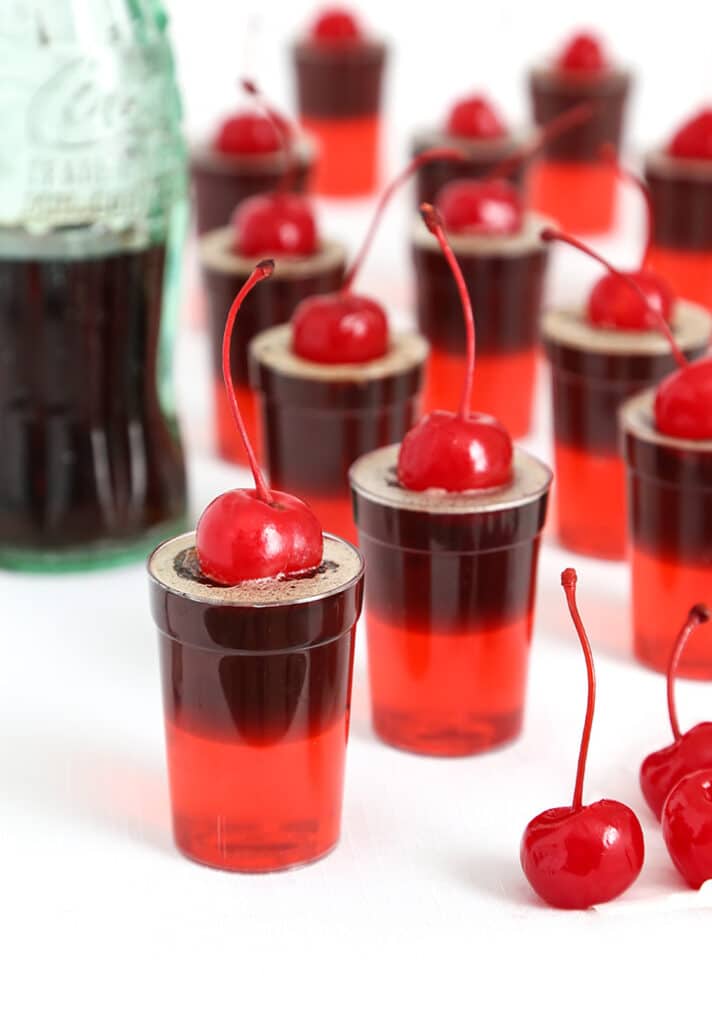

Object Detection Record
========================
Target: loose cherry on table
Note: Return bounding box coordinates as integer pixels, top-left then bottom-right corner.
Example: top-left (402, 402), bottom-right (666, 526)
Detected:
top-left (231, 81), bottom-right (318, 259)
top-left (640, 604), bottom-right (712, 820)
top-left (196, 259), bottom-right (323, 585)
top-left (291, 147), bottom-right (465, 365)
top-left (437, 103), bottom-right (595, 237)
top-left (540, 228), bottom-right (712, 439)
top-left (397, 204), bottom-right (513, 491)
top-left (309, 6), bottom-right (362, 44)
top-left (520, 569), bottom-right (645, 910)
top-left (556, 31), bottom-right (608, 73)
top-left (662, 768), bottom-right (712, 889)
top-left (667, 108), bottom-right (712, 161)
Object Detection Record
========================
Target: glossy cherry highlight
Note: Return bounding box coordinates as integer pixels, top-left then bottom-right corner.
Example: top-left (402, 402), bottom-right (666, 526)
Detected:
top-left (196, 260), bottom-right (323, 584)
top-left (662, 768), bottom-right (712, 889)
top-left (667, 108), bottom-right (712, 161)
top-left (520, 568), bottom-right (645, 910)
top-left (397, 204), bottom-right (513, 492)
top-left (310, 7), bottom-right (362, 44)
top-left (640, 604), bottom-right (712, 819)
top-left (292, 148), bottom-right (464, 364)
top-left (446, 94), bottom-right (507, 141)
top-left (556, 32), bottom-right (608, 73)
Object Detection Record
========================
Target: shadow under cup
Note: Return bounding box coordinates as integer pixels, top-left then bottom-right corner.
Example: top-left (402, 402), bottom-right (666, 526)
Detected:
top-left (148, 532), bottom-right (364, 872)
top-left (350, 446), bottom-right (551, 756)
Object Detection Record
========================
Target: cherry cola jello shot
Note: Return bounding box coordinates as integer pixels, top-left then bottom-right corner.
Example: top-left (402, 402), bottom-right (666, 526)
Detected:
top-left (191, 82), bottom-right (314, 236)
top-left (543, 225), bottom-right (710, 561)
top-left (251, 152), bottom-right (453, 543)
top-left (645, 109), bottom-right (712, 311)
top-left (293, 7), bottom-right (387, 197)
top-left (200, 87), bottom-right (346, 464)
top-left (351, 206), bottom-right (551, 756)
top-left (528, 31), bottom-right (630, 234)
top-left (622, 339), bottom-right (712, 678)
top-left (412, 106), bottom-right (593, 437)
top-left (410, 93), bottom-right (527, 207)
top-left (149, 262), bottom-right (364, 871)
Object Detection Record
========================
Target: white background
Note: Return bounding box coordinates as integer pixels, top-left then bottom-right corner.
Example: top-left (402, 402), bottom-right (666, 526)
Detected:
top-left (3, 2), bottom-right (712, 1021)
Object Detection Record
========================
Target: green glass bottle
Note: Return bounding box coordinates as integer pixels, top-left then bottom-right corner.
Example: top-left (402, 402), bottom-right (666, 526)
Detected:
top-left (0, 0), bottom-right (188, 570)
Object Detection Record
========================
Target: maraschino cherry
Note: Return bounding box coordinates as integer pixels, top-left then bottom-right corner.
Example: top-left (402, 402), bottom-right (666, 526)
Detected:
top-left (640, 604), bottom-right (712, 820)
top-left (310, 7), bottom-right (362, 45)
top-left (397, 204), bottom-right (512, 491)
top-left (213, 79), bottom-right (287, 156)
top-left (667, 108), bottom-right (712, 161)
top-left (520, 569), bottom-right (645, 910)
top-left (556, 31), bottom-right (608, 74)
top-left (446, 94), bottom-right (507, 141)
top-left (662, 768), bottom-right (712, 889)
top-left (232, 81), bottom-right (317, 259)
top-left (437, 103), bottom-right (594, 236)
top-left (292, 147), bottom-right (464, 364)
top-left (196, 260), bottom-right (323, 584)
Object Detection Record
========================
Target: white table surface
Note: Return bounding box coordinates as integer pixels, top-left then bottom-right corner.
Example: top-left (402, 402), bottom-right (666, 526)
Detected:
top-left (2, 190), bottom-right (711, 1023)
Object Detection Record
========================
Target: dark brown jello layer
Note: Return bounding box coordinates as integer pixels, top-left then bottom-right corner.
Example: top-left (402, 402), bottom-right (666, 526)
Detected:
top-left (293, 40), bottom-right (386, 118)
top-left (200, 228), bottom-right (346, 392)
top-left (645, 151), bottom-right (712, 251)
top-left (349, 445), bottom-right (551, 625)
top-left (191, 142), bottom-right (313, 236)
top-left (544, 303), bottom-right (711, 452)
top-left (149, 532), bottom-right (364, 741)
top-left (412, 214), bottom-right (549, 354)
top-left (250, 326), bottom-right (427, 496)
top-left (621, 390), bottom-right (712, 558)
top-left (410, 128), bottom-right (527, 206)
top-left (0, 243), bottom-right (186, 553)
top-left (528, 67), bottom-right (630, 161)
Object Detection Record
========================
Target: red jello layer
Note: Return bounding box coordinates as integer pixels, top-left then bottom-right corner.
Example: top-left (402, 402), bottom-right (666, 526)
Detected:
top-left (645, 244), bottom-right (712, 312)
top-left (632, 547), bottom-right (712, 680)
top-left (165, 714), bottom-right (348, 872)
top-left (214, 381), bottom-right (262, 466)
top-left (301, 114), bottom-right (380, 197)
top-left (365, 611), bottom-right (530, 756)
top-left (554, 441), bottom-right (627, 560)
top-left (528, 160), bottom-right (617, 235)
top-left (424, 346), bottom-right (537, 439)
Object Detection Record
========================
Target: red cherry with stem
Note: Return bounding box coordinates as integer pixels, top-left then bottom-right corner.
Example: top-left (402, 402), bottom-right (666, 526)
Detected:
top-left (214, 111), bottom-right (283, 156)
top-left (437, 103), bottom-right (595, 237)
top-left (196, 260), bottom-right (323, 584)
top-left (520, 569), bottom-right (645, 910)
top-left (556, 31), bottom-right (608, 73)
top-left (310, 7), bottom-right (361, 44)
top-left (397, 205), bottom-right (513, 491)
top-left (640, 604), bottom-right (712, 820)
top-left (662, 768), bottom-right (712, 889)
top-left (667, 108), bottom-right (712, 161)
top-left (232, 81), bottom-right (317, 258)
top-left (292, 147), bottom-right (465, 364)
top-left (446, 94), bottom-right (507, 140)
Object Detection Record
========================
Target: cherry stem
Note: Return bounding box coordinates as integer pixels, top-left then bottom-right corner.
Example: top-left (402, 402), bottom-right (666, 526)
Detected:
top-left (486, 101), bottom-right (596, 182)
top-left (341, 147), bottom-right (466, 293)
top-left (222, 259), bottom-right (275, 504)
top-left (666, 604), bottom-right (712, 740)
top-left (561, 568), bottom-right (596, 812)
top-left (600, 143), bottom-right (654, 267)
top-left (541, 228), bottom-right (688, 370)
top-left (420, 203), bottom-right (475, 419)
top-left (241, 78), bottom-right (296, 193)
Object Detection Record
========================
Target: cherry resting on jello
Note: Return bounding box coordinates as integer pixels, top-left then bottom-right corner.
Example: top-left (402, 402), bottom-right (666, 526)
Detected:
top-left (398, 204), bottom-right (513, 491)
top-left (446, 94), bottom-right (507, 141)
top-left (310, 6), bottom-right (362, 44)
top-left (668, 108), bottom-right (712, 161)
top-left (231, 81), bottom-right (318, 259)
top-left (291, 147), bottom-right (464, 365)
top-left (640, 604), bottom-right (712, 819)
top-left (662, 767), bottom-right (712, 889)
top-left (196, 259), bottom-right (323, 584)
top-left (556, 31), bottom-right (608, 74)
top-left (520, 568), bottom-right (645, 910)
